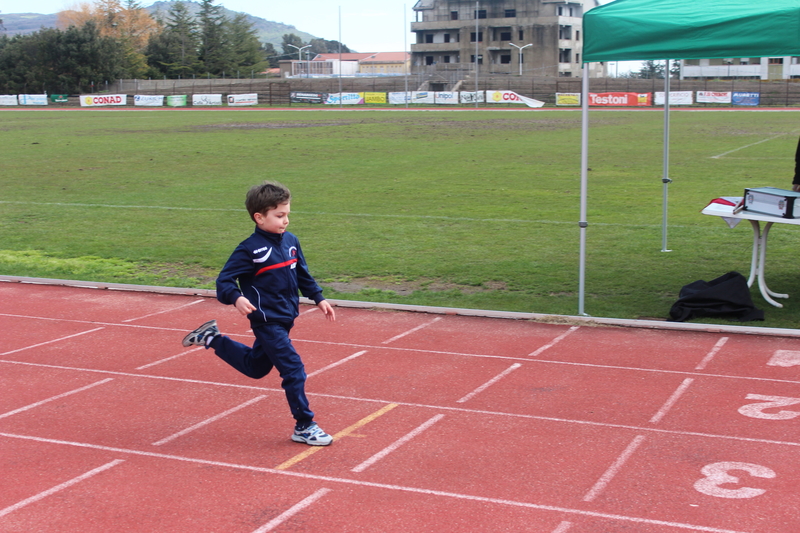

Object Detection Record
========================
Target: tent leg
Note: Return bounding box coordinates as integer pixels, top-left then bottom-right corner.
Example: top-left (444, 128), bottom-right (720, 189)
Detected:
top-left (579, 63), bottom-right (589, 316)
top-left (661, 59), bottom-right (672, 252)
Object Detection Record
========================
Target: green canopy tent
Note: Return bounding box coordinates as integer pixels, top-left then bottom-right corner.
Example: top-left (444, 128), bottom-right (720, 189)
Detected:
top-left (577, 0), bottom-right (800, 315)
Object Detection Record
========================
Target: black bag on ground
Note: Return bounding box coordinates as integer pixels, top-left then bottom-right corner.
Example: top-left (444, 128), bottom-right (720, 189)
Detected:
top-left (668, 271), bottom-right (764, 322)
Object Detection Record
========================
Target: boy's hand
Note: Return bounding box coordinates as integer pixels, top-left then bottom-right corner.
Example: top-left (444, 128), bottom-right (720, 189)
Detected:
top-left (318, 300), bottom-right (336, 322)
top-left (235, 296), bottom-right (256, 316)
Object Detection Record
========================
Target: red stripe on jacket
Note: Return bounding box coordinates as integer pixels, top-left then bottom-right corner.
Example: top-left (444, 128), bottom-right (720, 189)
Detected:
top-left (256, 258), bottom-right (297, 276)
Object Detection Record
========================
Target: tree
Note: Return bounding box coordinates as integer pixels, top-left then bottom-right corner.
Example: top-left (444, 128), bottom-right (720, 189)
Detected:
top-left (197, 0), bottom-right (230, 75)
top-left (225, 13), bottom-right (264, 74)
top-left (637, 60), bottom-right (665, 79)
top-left (145, 1), bottom-right (200, 78)
top-left (281, 33), bottom-right (305, 60)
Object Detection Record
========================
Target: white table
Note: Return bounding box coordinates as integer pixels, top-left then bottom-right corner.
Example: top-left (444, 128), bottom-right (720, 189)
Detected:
top-left (702, 200), bottom-right (800, 307)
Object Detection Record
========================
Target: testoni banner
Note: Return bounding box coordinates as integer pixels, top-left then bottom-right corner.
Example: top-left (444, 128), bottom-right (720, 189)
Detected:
top-left (486, 90), bottom-right (545, 108)
top-left (733, 92), bottom-right (760, 106)
top-left (227, 93), bottom-right (258, 106)
top-left (655, 91), bottom-right (693, 106)
top-left (411, 91), bottom-right (434, 104)
top-left (556, 93), bottom-right (581, 106)
top-left (388, 92), bottom-right (412, 105)
top-left (325, 92), bottom-right (364, 105)
top-left (81, 94), bottom-right (127, 107)
top-left (134, 94), bottom-right (164, 107)
top-left (588, 92), bottom-right (651, 106)
top-left (290, 92), bottom-right (325, 104)
top-left (18, 94), bottom-right (48, 105)
top-left (697, 91), bottom-right (732, 104)
top-left (459, 91), bottom-right (485, 104)
top-left (0, 95), bottom-right (18, 106)
top-left (434, 92), bottom-right (459, 104)
top-left (193, 94), bottom-right (223, 106)
top-left (166, 95), bottom-right (187, 107)
top-left (364, 92), bottom-right (387, 104)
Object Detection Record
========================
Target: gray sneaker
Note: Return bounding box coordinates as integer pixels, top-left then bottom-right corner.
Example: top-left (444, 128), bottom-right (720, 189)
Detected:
top-left (182, 320), bottom-right (219, 347)
top-left (291, 422), bottom-right (333, 446)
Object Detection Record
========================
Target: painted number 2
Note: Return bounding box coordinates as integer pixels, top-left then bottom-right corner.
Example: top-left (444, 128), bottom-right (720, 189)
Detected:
top-left (694, 462), bottom-right (776, 499)
top-left (738, 394), bottom-right (800, 420)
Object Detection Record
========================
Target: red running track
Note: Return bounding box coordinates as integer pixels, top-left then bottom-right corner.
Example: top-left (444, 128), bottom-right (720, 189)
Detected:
top-left (0, 281), bottom-right (799, 533)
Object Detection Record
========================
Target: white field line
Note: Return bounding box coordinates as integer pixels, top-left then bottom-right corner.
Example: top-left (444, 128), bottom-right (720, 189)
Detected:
top-left (456, 364), bottom-right (522, 403)
top-left (551, 522), bottom-right (573, 533)
top-left (0, 432), bottom-right (755, 533)
top-left (582, 435), bottom-right (646, 502)
top-left (152, 395), bottom-right (267, 446)
top-left (351, 414), bottom-right (445, 473)
top-left (307, 350), bottom-right (367, 378)
top-left (529, 326), bottom-right (579, 357)
top-left (122, 299), bottom-right (205, 323)
top-left (710, 133), bottom-right (790, 159)
top-left (0, 327), bottom-right (105, 356)
top-left (0, 378), bottom-right (114, 420)
top-left (695, 337), bottom-right (729, 371)
top-left (251, 488), bottom-right (332, 533)
top-left (136, 347), bottom-right (203, 370)
top-left (381, 317), bottom-right (443, 345)
top-left (650, 379), bottom-right (695, 424)
top-left (0, 459), bottom-right (124, 518)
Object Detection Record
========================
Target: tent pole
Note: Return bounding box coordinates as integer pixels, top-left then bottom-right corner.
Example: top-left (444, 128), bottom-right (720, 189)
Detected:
top-left (579, 63), bottom-right (589, 316)
top-left (661, 59), bottom-right (672, 252)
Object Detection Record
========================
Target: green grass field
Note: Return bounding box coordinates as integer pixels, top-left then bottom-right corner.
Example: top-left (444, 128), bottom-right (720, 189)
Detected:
top-left (2, 108), bottom-right (800, 328)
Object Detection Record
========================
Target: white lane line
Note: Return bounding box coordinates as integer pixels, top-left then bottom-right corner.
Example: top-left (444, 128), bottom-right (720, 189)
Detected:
top-left (307, 350), bottom-right (367, 378)
top-left (650, 378), bottom-right (695, 424)
top-left (0, 378), bottom-right (114, 420)
top-left (152, 395), bottom-right (267, 446)
top-left (456, 364), bottom-right (522, 404)
top-left (695, 337), bottom-right (729, 371)
top-left (299, 307), bottom-right (319, 315)
top-left (0, 432), bottom-right (754, 533)
top-left (122, 299), bottom-right (205, 323)
top-left (0, 327), bottom-right (105, 356)
top-left (136, 347), bottom-right (203, 370)
top-left (251, 488), bottom-right (332, 533)
top-left (381, 317), bottom-right (443, 345)
top-left (583, 435), bottom-right (646, 502)
top-left (551, 522), bottom-right (573, 533)
top-left (352, 414), bottom-right (445, 473)
top-left (710, 134), bottom-right (788, 159)
top-left (529, 326), bottom-right (579, 357)
top-left (0, 459), bottom-right (124, 518)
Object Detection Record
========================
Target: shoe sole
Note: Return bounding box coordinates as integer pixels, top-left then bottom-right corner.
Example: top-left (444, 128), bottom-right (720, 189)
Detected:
top-left (182, 320), bottom-right (217, 347)
top-left (291, 435), bottom-right (333, 446)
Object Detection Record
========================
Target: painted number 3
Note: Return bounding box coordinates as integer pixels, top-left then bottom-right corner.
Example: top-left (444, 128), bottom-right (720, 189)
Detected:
top-left (694, 462), bottom-right (776, 499)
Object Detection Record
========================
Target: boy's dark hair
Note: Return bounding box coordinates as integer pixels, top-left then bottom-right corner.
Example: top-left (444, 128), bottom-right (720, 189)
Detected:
top-left (245, 181), bottom-right (291, 221)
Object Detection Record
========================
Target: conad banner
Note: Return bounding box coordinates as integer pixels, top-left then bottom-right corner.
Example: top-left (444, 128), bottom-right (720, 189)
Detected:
top-left (410, 91), bottom-right (434, 104)
top-left (459, 91), bottom-right (485, 104)
top-left (227, 93), bottom-right (258, 106)
top-left (193, 94), bottom-right (223, 106)
top-left (697, 91), bottom-right (732, 104)
top-left (134, 94), bottom-right (164, 107)
top-left (655, 91), bottom-right (693, 106)
top-left (325, 92), bottom-right (364, 105)
top-left (364, 92), bottom-right (387, 104)
top-left (732, 92), bottom-right (760, 106)
top-left (588, 92), bottom-right (651, 106)
top-left (486, 90), bottom-right (545, 108)
top-left (434, 92), bottom-right (459, 104)
top-left (556, 93), bottom-right (581, 106)
top-left (166, 95), bottom-right (187, 107)
top-left (388, 92), bottom-right (411, 104)
top-left (80, 94), bottom-right (127, 107)
top-left (18, 94), bottom-right (48, 105)
top-left (0, 95), bottom-right (18, 105)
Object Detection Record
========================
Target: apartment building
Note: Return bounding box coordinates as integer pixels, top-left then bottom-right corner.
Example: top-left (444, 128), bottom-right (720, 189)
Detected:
top-left (681, 57), bottom-right (800, 80)
top-left (410, 0), bottom-right (604, 77)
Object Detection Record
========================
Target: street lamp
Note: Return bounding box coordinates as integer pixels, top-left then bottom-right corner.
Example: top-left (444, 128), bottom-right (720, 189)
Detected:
top-left (288, 44), bottom-right (312, 77)
top-left (509, 42), bottom-right (532, 76)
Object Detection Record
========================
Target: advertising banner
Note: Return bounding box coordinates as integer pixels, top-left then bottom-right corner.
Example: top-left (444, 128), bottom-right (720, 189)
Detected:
top-left (0, 95), bottom-right (18, 106)
top-left (410, 91), bottom-right (434, 104)
top-left (388, 92), bottom-right (412, 105)
top-left (49, 94), bottom-right (69, 103)
top-left (364, 92), bottom-right (387, 104)
top-left (18, 94), bottom-right (48, 105)
top-left (588, 92), bottom-right (651, 106)
top-left (655, 91), bottom-right (693, 106)
top-left (697, 91), bottom-right (732, 104)
top-left (134, 94), bottom-right (164, 107)
top-left (434, 92), bottom-right (459, 104)
top-left (193, 94), bottom-right (223, 106)
top-left (459, 91), bottom-right (485, 104)
top-left (227, 93), bottom-right (258, 106)
top-left (556, 93), bottom-right (581, 106)
top-left (325, 92), bottom-right (364, 105)
top-left (166, 95), bottom-right (187, 107)
top-left (290, 92), bottom-right (325, 104)
top-left (732, 92), bottom-right (760, 106)
top-left (486, 90), bottom-right (545, 108)
top-left (80, 94), bottom-right (127, 107)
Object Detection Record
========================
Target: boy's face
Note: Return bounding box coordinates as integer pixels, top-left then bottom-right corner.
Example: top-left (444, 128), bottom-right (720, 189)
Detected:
top-left (254, 202), bottom-right (290, 234)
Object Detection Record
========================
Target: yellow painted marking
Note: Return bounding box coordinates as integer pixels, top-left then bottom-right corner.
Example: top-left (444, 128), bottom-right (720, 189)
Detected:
top-left (274, 403), bottom-right (399, 470)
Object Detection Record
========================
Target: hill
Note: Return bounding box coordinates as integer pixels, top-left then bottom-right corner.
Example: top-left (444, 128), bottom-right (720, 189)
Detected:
top-left (1, 2), bottom-right (317, 48)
